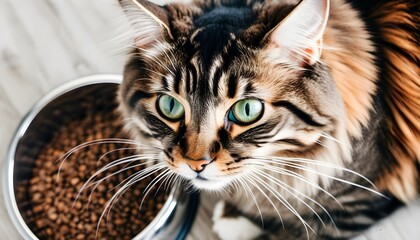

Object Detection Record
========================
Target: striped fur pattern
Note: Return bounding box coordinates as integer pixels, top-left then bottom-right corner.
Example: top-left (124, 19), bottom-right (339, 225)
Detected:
top-left (117, 0), bottom-right (419, 239)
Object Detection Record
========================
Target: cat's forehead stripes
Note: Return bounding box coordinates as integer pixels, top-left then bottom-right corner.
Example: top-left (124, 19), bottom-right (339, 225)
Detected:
top-left (121, 0), bottom-right (346, 154)
top-left (174, 39), bottom-right (255, 102)
top-left (186, 56), bottom-right (200, 94)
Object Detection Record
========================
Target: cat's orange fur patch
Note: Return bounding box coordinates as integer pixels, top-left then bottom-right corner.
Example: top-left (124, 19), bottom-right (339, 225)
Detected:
top-left (322, 0), bottom-right (378, 139)
top-left (372, 0), bottom-right (420, 202)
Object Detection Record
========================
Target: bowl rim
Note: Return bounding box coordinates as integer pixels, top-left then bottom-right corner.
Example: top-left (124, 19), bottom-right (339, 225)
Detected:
top-left (2, 74), bottom-right (123, 239)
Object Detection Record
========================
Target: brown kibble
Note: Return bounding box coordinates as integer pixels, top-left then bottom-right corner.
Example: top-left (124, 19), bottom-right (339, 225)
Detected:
top-left (33, 205), bottom-right (44, 213)
top-left (47, 209), bottom-right (58, 221)
top-left (30, 177), bottom-right (41, 185)
top-left (32, 192), bottom-right (42, 201)
top-left (78, 165), bottom-right (87, 172)
top-left (76, 233), bottom-right (85, 239)
top-left (98, 198), bottom-right (106, 205)
top-left (65, 191), bottom-right (73, 199)
top-left (90, 214), bottom-right (98, 223)
top-left (97, 184), bottom-right (106, 192)
top-left (19, 99), bottom-right (168, 239)
top-left (70, 177), bottom-right (80, 186)
top-left (114, 218), bottom-right (124, 225)
top-left (73, 201), bottom-right (82, 210)
top-left (57, 201), bottom-right (65, 211)
top-left (45, 228), bottom-right (53, 235)
top-left (36, 219), bottom-right (47, 228)
top-left (77, 223), bottom-right (84, 230)
top-left (59, 225), bottom-right (70, 233)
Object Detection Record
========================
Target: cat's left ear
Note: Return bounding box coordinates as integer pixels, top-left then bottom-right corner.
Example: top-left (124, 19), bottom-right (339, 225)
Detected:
top-left (265, 0), bottom-right (330, 65)
top-left (119, 0), bottom-right (173, 47)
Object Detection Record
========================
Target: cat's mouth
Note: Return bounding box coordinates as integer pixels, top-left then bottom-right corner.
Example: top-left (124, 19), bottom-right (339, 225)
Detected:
top-left (185, 167), bottom-right (237, 190)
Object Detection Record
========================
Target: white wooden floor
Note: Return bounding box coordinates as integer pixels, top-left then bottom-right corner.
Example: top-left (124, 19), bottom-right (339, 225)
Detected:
top-left (0, 0), bottom-right (419, 239)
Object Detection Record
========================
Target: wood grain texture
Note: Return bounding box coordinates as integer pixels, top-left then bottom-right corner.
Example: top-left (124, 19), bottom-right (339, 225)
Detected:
top-left (0, 0), bottom-right (418, 239)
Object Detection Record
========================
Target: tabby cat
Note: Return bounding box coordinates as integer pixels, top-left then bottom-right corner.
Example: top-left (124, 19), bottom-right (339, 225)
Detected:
top-left (116, 0), bottom-right (419, 238)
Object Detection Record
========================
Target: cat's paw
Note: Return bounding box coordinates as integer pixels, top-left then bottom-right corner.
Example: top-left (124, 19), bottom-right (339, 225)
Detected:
top-left (212, 201), bottom-right (263, 240)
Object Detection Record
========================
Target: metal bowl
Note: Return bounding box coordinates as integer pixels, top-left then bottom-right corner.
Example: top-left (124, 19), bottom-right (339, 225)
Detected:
top-left (3, 74), bottom-right (199, 240)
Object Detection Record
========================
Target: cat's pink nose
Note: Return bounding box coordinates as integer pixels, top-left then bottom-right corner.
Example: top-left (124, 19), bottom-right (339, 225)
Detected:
top-left (186, 159), bottom-right (210, 172)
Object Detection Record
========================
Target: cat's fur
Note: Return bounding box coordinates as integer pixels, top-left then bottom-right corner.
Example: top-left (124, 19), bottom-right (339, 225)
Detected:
top-left (117, 0), bottom-right (419, 239)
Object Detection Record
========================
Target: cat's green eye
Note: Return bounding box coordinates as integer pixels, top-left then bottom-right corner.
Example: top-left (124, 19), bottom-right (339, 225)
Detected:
top-left (228, 99), bottom-right (264, 125)
top-left (157, 95), bottom-right (185, 121)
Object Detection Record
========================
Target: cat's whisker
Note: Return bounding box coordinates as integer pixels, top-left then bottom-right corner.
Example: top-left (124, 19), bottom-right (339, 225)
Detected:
top-left (155, 170), bottom-right (171, 194)
top-left (254, 168), bottom-right (337, 230)
top-left (102, 166), bottom-right (165, 227)
top-left (157, 171), bottom-right (176, 194)
top-left (211, 181), bottom-right (231, 199)
top-left (221, 180), bottom-right (236, 198)
top-left (76, 159), bottom-right (156, 205)
top-left (141, 167), bottom-right (171, 196)
top-left (140, 168), bottom-right (171, 210)
top-left (166, 171), bottom-right (179, 192)
top-left (168, 172), bottom-right (179, 191)
top-left (60, 138), bottom-right (157, 157)
top-left (56, 138), bottom-right (161, 179)
top-left (97, 146), bottom-right (143, 163)
top-left (235, 177), bottom-right (265, 227)
top-left (256, 159), bottom-right (386, 198)
top-left (243, 175), bottom-right (285, 228)
top-left (84, 161), bottom-right (154, 207)
top-left (248, 174), bottom-right (314, 239)
top-left (250, 164), bottom-right (343, 209)
top-left (253, 170), bottom-right (327, 231)
top-left (67, 156), bottom-right (160, 207)
top-left (96, 164), bottom-right (166, 236)
top-left (86, 154), bottom-right (159, 184)
top-left (230, 177), bottom-right (244, 197)
top-left (111, 162), bottom-right (165, 191)
top-left (83, 161), bottom-right (163, 207)
top-left (254, 156), bottom-right (377, 189)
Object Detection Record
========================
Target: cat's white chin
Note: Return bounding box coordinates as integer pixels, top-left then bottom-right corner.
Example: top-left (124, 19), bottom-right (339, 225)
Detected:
top-left (190, 178), bottom-right (230, 191)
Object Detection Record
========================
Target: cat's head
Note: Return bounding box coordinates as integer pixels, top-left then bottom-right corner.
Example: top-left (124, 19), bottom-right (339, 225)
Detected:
top-left (118, 0), bottom-right (350, 192)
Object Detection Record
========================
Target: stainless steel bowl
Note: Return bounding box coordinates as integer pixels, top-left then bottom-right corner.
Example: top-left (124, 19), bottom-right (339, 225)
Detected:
top-left (3, 74), bottom-right (199, 240)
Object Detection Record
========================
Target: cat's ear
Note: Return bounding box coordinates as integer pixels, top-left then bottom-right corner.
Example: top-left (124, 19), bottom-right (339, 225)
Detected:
top-left (265, 0), bottom-right (330, 65)
top-left (119, 0), bottom-right (173, 47)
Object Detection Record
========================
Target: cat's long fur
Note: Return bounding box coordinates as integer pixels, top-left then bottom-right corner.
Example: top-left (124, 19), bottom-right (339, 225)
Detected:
top-left (369, 0), bottom-right (420, 202)
top-left (117, 0), bottom-right (419, 239)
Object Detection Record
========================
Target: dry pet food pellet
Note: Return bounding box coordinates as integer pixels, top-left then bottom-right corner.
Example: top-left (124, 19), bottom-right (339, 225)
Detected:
top-left (17, 95), bottom-right (168, 239)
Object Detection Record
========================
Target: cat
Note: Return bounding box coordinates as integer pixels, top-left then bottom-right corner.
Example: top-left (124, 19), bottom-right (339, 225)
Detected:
top-left (116, 0), bottom-right (419, 239)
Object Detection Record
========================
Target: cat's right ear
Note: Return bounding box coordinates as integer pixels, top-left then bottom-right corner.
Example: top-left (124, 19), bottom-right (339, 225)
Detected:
top-left (263, 0), bottom-right (330, 66)
top-left (119, 0), bottom-right (173, 47)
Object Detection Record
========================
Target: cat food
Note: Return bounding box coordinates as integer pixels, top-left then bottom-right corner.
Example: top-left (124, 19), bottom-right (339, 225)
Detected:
top-left (15, 97), bottom-right (168, 239)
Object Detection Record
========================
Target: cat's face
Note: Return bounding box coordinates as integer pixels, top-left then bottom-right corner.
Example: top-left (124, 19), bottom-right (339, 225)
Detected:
top-left (118, 0), bottom-right (350, 192)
